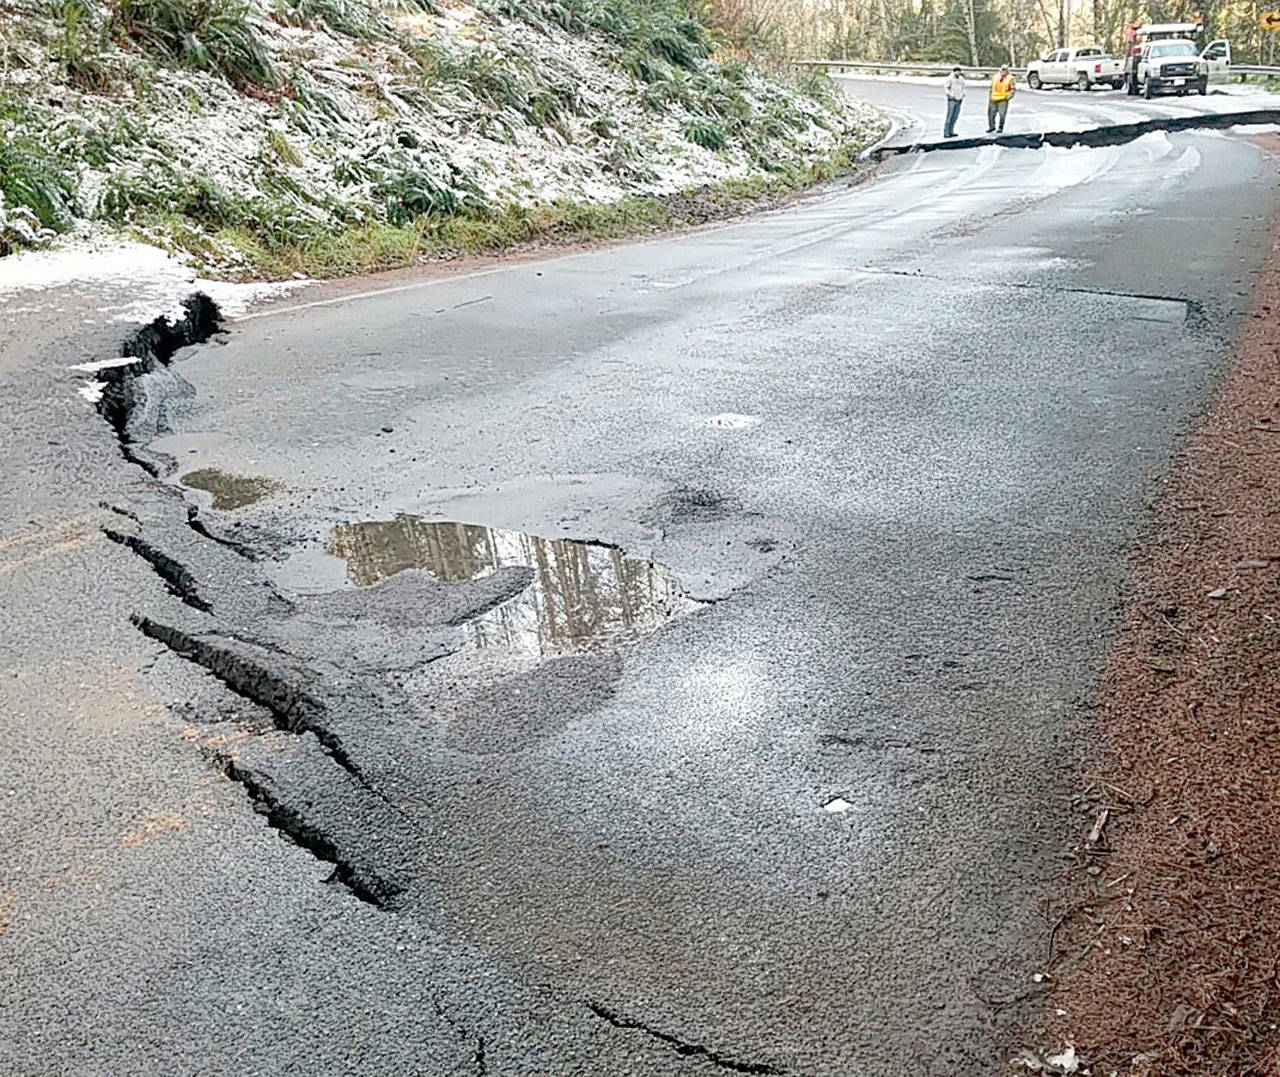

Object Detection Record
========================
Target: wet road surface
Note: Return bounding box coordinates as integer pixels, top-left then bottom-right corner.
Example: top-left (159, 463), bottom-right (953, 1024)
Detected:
top-left (3, 101), bottom-right (1279, 1074)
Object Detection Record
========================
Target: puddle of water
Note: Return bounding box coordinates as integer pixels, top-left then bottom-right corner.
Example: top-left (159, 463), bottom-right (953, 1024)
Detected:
top-left (181, 468), bottom-right (281, 510)
top-left (326, 517), bottom-right (692, 656)
top-left (823, 796), bottom-right (853, 814)
top-left (703, 413), bottom-right (760, 429)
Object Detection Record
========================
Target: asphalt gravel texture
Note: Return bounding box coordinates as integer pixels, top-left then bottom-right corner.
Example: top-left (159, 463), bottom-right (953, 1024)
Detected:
top-left (2, 85), bottom-right (1278, 1075)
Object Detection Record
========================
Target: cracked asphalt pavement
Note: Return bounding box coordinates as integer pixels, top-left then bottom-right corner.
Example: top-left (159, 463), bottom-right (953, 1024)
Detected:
top-left (2, 87), bottom-right (1279, 1074)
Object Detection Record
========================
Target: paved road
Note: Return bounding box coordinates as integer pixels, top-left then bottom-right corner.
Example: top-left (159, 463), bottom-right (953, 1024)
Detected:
top-left (838, 72), bottom-right (1280, 146)
top-left (2, 98), bottom-right (1277, 1074)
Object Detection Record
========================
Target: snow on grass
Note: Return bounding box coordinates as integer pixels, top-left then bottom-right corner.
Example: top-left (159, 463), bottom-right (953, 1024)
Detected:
top-left (0, 0), bottom-right (886, 275)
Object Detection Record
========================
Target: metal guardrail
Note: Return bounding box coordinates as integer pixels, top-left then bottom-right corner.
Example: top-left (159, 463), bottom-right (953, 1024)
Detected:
top-left (795, 59), bottom-right (1026, 77)
top-left (797, 57), bottom-right (1280, 79)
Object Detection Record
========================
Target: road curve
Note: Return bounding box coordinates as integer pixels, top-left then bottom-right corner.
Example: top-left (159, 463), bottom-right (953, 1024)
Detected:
top-left (2, 100), bottom-right (1278, 1075)
top-left (838, 72), bottom-right (1280, 147)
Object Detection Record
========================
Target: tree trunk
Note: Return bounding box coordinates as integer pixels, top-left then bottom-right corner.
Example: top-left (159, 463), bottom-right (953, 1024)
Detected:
top-left (966, 0), bottom-right (980, 64)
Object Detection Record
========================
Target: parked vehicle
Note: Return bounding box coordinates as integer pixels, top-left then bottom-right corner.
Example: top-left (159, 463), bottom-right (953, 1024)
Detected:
top-left (1122, 23), bottom-right (1230, 95)
top-left (1027, 47), bottom-right (1125, 90)
top-left (1137, 39), bottom-right (1210, 96)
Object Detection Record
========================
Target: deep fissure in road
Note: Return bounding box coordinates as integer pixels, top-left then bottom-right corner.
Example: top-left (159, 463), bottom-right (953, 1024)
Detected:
top-left (214, 751), bottom-right (394, 909)
top-left (96, 294), bottom-right (220, 477)
top-left (880, 108), bottom-right (1280, 156)
top-left (103, 529), bottom-right (213, 612)
top-left (93, 299), bottom-right (417, 909)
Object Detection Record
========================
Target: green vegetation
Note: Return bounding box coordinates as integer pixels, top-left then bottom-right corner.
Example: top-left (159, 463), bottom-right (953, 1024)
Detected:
top-left (45, 0), bottom-right (117, 89)
top-left (0, 99), bottom-right (79, 241)
top-left (140, 136), bottom-right (866, 278)
top-left (0, 0), bottom-right (885, 269)
top-left (110, 0), bottom-right (278, 86)
top-left (682, 116), bottom-right (727, 149)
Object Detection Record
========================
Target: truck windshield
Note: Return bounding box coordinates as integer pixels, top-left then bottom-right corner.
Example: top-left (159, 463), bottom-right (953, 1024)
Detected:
top-left (1148, 42), bottom-right (1197, 57)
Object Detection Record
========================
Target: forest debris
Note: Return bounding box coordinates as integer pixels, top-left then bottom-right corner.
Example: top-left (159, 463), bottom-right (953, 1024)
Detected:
top-left (1086, 809), bottom-right (1110, 848)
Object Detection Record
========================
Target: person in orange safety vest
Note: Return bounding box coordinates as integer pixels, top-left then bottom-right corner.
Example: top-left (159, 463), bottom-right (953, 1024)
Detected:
top-left (987, 65), bottom-right (1015, 134)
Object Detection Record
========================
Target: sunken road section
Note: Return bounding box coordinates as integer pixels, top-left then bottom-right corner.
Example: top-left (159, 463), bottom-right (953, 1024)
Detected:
top-left (883, 107), bottom-right (1280, 156)
top-left (96, 293), bottom-right (219, 476)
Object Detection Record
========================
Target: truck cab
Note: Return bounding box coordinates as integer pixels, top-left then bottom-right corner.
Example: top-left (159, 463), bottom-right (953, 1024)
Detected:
top-left (1137, 39), bottom-right (1208, 96)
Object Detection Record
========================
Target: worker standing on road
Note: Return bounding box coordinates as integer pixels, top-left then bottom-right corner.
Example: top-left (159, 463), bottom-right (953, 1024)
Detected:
top-left (987, 65), bottom-right (1015, 133)
top-left (943, 66), bottom-right (965, 138)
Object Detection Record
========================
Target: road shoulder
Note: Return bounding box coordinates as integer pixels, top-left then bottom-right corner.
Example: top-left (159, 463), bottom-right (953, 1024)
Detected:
top-left (1028, 133), bottom-right (1280, 1074)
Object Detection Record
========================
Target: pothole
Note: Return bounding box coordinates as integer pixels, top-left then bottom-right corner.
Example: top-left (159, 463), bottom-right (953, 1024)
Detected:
top-left (823, 796), bottom-right (853, 814)
top-left (291, 516), bottom-right (695, 657)
top-left (181, 468), bottom-right (281, 510)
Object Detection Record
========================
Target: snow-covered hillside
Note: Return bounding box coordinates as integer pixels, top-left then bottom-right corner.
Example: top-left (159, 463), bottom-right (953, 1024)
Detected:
top-left (0, 0), bottom-right (884, 276)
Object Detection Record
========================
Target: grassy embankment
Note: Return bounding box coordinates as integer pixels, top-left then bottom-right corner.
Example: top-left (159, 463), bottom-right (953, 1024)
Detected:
top-left (0, 0), bottom-right (885, 276)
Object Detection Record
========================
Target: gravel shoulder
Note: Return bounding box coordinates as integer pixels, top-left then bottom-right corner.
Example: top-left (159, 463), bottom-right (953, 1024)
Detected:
top-left (1033, 133), bottom-right (1280, 1074)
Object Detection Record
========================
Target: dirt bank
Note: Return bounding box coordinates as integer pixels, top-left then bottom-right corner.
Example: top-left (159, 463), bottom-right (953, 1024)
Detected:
top-left (1034, 134), bottom-right (1280, 1074)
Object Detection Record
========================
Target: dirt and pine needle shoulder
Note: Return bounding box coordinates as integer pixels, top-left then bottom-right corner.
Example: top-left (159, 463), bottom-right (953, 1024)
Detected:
top-left (1033, 135), bottom-right (1280, 1075)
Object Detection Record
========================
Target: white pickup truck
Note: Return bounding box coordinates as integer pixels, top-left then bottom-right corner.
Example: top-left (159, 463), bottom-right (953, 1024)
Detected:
top-left (1026, 47), bottom-right (1126, 90)
top-left (1123, 25), bottom-right (1232, 95)
top-left (1132, 37), bottom-right (1231, 96)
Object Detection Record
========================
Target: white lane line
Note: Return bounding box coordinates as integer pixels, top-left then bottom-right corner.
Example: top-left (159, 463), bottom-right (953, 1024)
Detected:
top-left (235, 249), bottom-right (594, 322)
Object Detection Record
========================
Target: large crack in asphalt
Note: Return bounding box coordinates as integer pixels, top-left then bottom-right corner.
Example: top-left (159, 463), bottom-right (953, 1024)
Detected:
top-left (879, 107), bottom-right (1280, 157)
top-left (212, 749), bottom-right (397, 909)
top-left (88, 296), bottom-right (424, 911)
top-left (129, 614), bottom-right (411, 814)
top-left (94, 294), bottom-right (786, 1071)
top-left (96, 293), bottom-right (220, 477)
top-left (132, 616), bottom-right (326, 735)
top-left (184, 504), bottom-right (263, 561)
top-left (103, 528), bottom-right (213, 612)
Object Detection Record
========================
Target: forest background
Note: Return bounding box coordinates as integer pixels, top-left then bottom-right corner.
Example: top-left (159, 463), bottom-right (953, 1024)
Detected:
top-left (708, 0), bottom-right (1279, 73)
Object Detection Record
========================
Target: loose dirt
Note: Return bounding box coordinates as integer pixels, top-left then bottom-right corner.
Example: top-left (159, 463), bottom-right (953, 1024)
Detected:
top-left (1034, 135), bottom-right (1280, 1075)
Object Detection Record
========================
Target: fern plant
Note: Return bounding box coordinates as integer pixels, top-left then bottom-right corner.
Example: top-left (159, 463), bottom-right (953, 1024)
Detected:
top-left (0, 134), bottom-right (78, 232)
top-left (109, 0), bottom-right (278, 87)
top-left (681, 116), bottom-right (726, 150)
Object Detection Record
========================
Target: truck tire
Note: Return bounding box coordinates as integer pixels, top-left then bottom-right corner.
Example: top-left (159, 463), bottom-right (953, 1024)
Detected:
top-left (1028, 71), bottom-right (1042, 90)
top-left (1144, 77), bottom-right (1154, 98)
top-left (1076, 72), bottom-right (1089, 90)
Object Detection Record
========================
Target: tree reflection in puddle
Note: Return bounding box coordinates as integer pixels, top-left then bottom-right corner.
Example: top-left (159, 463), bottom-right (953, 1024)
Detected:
top-left (326, 517), bottom-right (691, 657)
